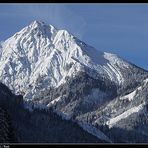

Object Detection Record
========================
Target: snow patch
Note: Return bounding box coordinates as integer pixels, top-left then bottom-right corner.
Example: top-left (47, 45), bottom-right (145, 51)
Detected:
top-left (143, 78), bottom-right (148, 86)
top-left (119, 83), bottom-right (144, 101)
top-left (120, 90), bottom-right (136, 101)
top-left (106, 102), bottom-right (145, 129)
top-left (47, 97), bottom-right (61, 107)
top-left (78, 121), bottom-right (112, 143)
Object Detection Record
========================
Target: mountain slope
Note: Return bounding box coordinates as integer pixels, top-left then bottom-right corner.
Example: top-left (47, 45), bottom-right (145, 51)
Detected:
top-left (0, 20), bottom-right (148, 143)
top-left (75, 77), bottom-right (148, 143)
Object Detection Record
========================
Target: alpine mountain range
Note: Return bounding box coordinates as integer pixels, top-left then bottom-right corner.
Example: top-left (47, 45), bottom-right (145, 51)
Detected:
top-left (0, 20), bottom-right (148, 143)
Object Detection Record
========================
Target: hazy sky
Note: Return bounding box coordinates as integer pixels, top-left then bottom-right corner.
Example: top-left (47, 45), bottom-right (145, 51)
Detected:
top-left (0, 3), bottom-right (148, 70)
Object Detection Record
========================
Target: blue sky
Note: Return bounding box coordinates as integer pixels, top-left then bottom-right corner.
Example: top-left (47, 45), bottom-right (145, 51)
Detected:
top-left (0, 3), bottom-right (148, 70)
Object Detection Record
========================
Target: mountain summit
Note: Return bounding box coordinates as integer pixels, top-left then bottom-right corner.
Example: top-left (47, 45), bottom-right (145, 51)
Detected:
top-left (0, 20), bottom-right (148, 142)
top-left (0, 20), bottom-right (138, 99)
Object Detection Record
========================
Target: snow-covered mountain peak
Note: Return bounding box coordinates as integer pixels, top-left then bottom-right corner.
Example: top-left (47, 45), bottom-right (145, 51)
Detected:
top-left (29, 20), bottom-right (44, 28)
top-left (0, 21), bottom-right (84, 99)
top-left (0, 20), bottom-right (143, 101)
top-left (3, 20), bottom-right (58, 47)
top-left (28, 20), bottom-right (57, 34)
top-left (29, 20), bottom-right (45, 27)
top-left (1, 20), bottom-right (148, 143)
